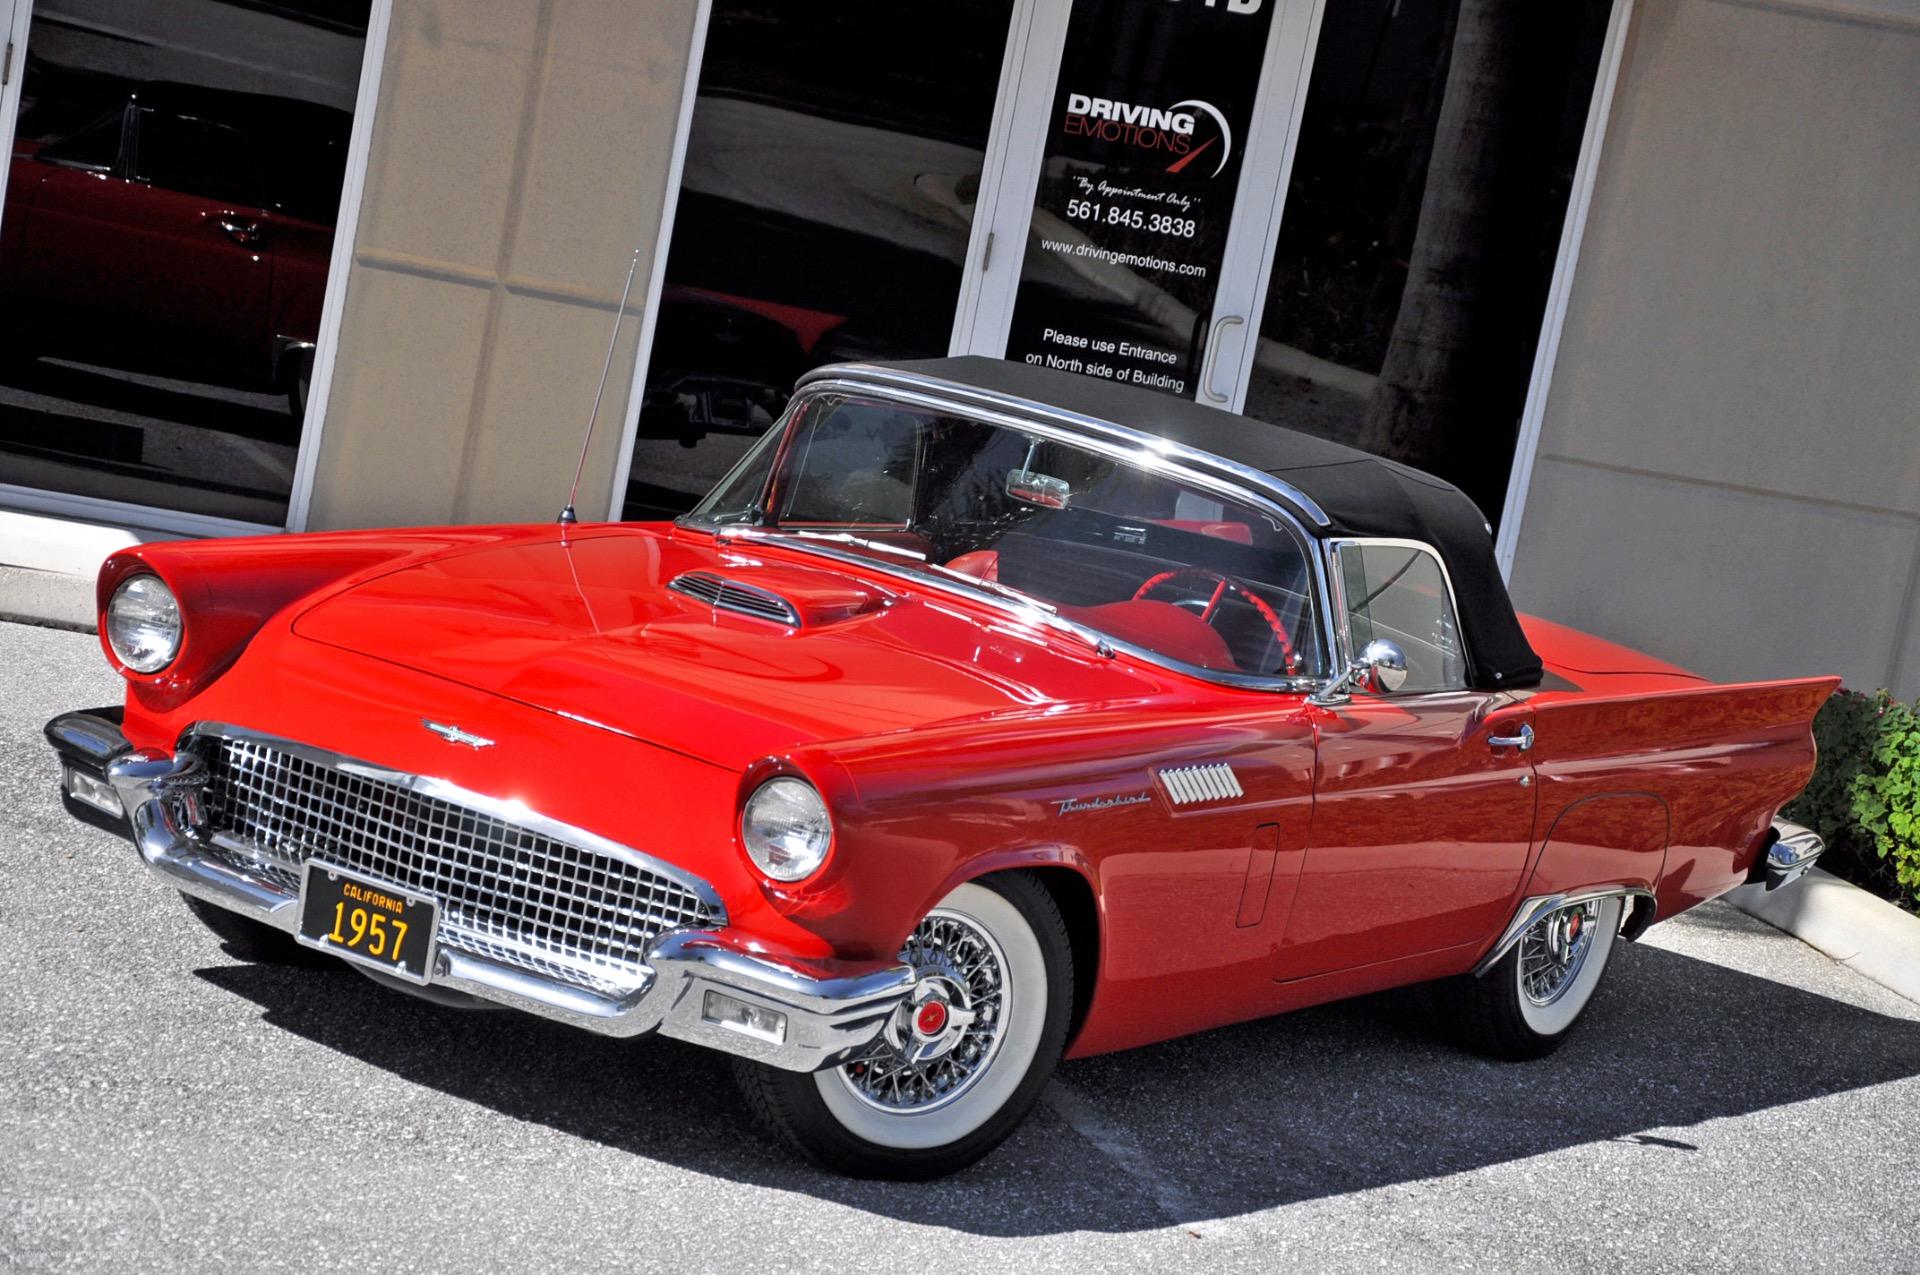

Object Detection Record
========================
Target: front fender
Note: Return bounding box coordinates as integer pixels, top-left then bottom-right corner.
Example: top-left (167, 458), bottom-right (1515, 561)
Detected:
top-left (101, 527), bottom-right (545, 714)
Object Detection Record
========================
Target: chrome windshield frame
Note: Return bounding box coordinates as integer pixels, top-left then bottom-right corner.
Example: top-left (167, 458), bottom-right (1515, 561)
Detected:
top-left (681, 373), bottom-right (1341, 695)
top-left (805, 364), bottom-right (1333, 528)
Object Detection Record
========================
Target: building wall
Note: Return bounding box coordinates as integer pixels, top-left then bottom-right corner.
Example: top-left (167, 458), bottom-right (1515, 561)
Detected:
top-left (1510, 0), bottom-right (1920, 695)
top-left (305, 0), bottom-right (700, 530)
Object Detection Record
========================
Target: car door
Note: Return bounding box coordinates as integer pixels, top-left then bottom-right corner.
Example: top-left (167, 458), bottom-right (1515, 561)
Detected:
top-left (1275, 539), bottom-right (1538, 981)
top-left (6, 103), bottom-right (273, 383)
top-left (115, 105), bottom-right (274, 383)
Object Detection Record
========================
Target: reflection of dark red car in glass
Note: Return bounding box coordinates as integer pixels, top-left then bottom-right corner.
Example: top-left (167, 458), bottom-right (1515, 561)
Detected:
top-left (638, 286), bottom-right (842, 448)
top-left (0, 82), bottom-right (350, 419)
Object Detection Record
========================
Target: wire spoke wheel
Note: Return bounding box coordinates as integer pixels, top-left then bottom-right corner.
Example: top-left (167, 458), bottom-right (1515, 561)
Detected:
top-left (1518, 899), bottom-right (1602, 1007)
top-left (735, 875), bottom-right (1071, 1177)
top-left (835, 909), bottom-right (1010, 1114)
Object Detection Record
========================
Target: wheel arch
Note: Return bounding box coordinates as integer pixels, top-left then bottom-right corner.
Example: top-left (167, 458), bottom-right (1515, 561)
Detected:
top-left (926, 848), bottom-right (1103, 1047)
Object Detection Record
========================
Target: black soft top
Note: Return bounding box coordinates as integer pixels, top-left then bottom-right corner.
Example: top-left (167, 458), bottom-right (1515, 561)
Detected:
top-left (806, 356), bottom-right (1543, 690)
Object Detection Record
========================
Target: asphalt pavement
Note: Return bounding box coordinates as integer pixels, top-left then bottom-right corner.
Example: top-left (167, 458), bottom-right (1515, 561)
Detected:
top-left (3, 619), bottom-right (1917, 1274)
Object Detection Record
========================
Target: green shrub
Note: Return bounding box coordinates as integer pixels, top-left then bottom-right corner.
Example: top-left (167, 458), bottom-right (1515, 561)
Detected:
top-left (1782, 688), bottom-right (1888, 856)
top-left (1850, 698), bottom-right (1920, 911)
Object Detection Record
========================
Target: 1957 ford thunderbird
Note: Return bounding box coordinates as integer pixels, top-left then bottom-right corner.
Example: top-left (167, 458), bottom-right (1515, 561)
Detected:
top-left (45, 357), bottom-right (1835, 1178)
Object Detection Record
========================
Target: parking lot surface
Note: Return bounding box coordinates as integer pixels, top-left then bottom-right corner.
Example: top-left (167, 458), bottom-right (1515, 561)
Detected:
top-left (4, 620), bottom-right (1917, 1273)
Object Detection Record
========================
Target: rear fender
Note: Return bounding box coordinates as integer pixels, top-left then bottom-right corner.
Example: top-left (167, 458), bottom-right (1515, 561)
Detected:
top-left (1525, 793), bottom-right (1670, 899)
top-left (1525, 675), bottom-right (1837, 922)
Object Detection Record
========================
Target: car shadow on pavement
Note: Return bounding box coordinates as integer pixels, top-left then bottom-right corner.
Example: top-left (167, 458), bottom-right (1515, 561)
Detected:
top-left (194, 931), bottom-right (1920, 1236)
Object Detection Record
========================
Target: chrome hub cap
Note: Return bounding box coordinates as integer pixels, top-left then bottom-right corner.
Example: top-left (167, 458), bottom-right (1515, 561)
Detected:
top-left (1520, 899), bottom-right (1601, 1006)
top-left (836, 909), bottom-right (1008, 1113)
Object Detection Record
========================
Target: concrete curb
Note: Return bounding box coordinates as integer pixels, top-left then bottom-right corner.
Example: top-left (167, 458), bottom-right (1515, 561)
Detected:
top-left (0, 565), bottom-right (96, 633)
top-left (1724, 866), bottom-right (1920, 1006)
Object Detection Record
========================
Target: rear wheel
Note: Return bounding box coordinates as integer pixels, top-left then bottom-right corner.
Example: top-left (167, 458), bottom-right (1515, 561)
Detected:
top-left (733, 874), bottom-right (1073, 1179)
top-left (180, 893), bottom-right (329, 966)
top-left (1449, 895), bottom-right (1622, 1059)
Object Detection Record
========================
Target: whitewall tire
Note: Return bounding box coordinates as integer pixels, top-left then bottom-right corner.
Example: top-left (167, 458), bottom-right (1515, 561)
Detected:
top-left (733, 873), bottom-right (1074, 1179)
top-left (1451, 894), bottom-right (1623, 1059)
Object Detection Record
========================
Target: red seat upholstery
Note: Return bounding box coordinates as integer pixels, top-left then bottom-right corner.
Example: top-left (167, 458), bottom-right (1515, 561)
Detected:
top-left (944, 550), bottom-right (1000, 581)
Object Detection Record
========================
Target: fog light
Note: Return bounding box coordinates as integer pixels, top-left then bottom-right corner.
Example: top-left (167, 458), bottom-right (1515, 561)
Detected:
top-left (64, 767), bottom-right (124, 819)
top-left (702, 990), bottom-right (788, 1045)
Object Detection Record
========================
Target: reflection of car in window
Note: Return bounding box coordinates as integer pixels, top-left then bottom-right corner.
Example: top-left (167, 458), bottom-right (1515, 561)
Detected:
top-left (0, 81), bottom-right (351, 421)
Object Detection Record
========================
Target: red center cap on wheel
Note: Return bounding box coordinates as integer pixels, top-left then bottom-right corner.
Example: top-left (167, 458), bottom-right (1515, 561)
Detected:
top-left (1568, 914), bottom-right (1583, 938)
top-left (915, 1001), bottom-right (949, 1036)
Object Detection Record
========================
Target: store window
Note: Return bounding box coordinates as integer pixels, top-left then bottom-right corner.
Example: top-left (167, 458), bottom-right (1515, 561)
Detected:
top-left (0, 0), bottom-right (369, 526)
top-left (1244, 0), bottom-right (1612, 523)
top-left (620, 0), bottom-right (1017, 521)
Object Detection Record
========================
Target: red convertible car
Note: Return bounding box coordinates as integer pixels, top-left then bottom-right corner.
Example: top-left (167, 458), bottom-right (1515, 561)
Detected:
top-left (46, 358), bottom-right (1833, 1178)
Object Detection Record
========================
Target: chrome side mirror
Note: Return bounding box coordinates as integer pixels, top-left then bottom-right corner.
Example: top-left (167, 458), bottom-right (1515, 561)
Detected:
top-left (1354, 639), bottom-right (1408, 693)
top-left (1309, 638), bottom-right (1408, 704)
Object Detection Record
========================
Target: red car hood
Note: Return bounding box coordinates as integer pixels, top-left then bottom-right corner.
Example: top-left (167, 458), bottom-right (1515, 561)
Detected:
top-left (291, 526), bottom-right (1160, 770)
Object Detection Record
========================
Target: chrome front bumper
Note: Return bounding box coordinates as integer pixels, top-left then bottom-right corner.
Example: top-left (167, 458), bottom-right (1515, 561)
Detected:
top-left (47, 712), bottom-right (912, 1072)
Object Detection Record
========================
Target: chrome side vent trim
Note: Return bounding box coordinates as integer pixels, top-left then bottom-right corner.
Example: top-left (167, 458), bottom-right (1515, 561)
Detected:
top-left (1159, 763), bottom-right (1244, 805)
top-left (669, 570), bottom-right (802, 627)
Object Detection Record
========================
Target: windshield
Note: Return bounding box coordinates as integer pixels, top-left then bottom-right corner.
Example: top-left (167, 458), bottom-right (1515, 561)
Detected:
top-left (684, 392), bottom-right (1324, 680)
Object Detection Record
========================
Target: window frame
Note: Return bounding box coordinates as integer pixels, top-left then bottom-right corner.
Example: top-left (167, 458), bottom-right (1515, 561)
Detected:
top-left (1326, 536), bottom-right (1471, 696)
top-left (129, 107), bottom-right (268, 209)
top-left (36, 105), bottom-right (134, 176)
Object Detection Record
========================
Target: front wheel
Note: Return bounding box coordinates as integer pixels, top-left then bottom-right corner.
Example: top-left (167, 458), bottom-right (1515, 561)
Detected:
top-left (733, 874), bottom-right (1073, 1179)
top-left (1448, 894), bottom-right (1623, 1060)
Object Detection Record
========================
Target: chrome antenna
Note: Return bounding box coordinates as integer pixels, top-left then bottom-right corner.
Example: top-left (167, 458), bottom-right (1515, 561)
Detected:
top-left (560, 245), bottom-right (644, 526)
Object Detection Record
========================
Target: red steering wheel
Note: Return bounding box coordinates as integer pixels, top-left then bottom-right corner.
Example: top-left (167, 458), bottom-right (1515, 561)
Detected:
top-left (1132, 568), bottom-right (1296, 673)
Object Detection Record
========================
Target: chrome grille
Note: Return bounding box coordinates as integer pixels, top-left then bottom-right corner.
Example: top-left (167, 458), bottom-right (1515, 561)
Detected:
top-left (196, 733), bottom-right (723, 996)
top-left (669, 570), bottom-right (801, 627)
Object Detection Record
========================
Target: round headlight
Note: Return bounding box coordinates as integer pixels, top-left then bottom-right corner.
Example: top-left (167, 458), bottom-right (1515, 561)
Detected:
top-left (741, 778), bottom-right (832, 882)
top-left (105, 574), bottom-right (182, 674)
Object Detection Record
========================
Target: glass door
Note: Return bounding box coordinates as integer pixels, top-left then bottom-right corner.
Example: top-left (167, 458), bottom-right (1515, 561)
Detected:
top-left (0, 0), bottom-right (372, 528)
top-left (955, 0), bottom-right (1324, 407)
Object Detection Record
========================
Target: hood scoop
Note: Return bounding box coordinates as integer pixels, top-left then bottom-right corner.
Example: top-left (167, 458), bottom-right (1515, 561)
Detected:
top-left (670, 570), bottom-right (801, 627)
top-left (668, 566), bottom-right (888, 630)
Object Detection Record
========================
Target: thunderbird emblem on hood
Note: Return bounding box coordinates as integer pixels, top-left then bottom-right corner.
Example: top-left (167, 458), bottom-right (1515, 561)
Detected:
top-left (422, 720), bottom-right (495, 749)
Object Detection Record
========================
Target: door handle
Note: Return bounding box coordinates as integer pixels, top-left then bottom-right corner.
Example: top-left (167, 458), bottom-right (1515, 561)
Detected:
top-left (1200, 314), bottom-right (1244, 403)
top-left (218, 218), bottom-right (265, 246)
top-left (1488, 723), bottom-right (1534, 752)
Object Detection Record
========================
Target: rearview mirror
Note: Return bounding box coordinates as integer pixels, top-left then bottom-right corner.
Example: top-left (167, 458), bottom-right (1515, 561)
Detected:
top-left (1006, 469), bottom-right (1071, 509)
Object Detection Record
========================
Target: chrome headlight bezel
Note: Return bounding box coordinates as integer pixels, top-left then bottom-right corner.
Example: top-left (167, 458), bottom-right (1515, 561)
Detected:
top-left (740, 777), bottom-right (833, 883)
top-left (104, 573), bottom-right (183, 674)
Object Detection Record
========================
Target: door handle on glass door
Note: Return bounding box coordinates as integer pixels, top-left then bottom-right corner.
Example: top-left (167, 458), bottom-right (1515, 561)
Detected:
top-left (1489, 724), bottom-right (1534, 751)
top-left (218, 218), bottom-right (265, 246)
top-left (1200, 314), bottom-right (1244, 403)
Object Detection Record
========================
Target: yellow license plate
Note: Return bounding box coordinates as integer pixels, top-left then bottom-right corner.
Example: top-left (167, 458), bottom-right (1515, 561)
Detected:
top-left (297, 863), bottom-right (438, 983)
